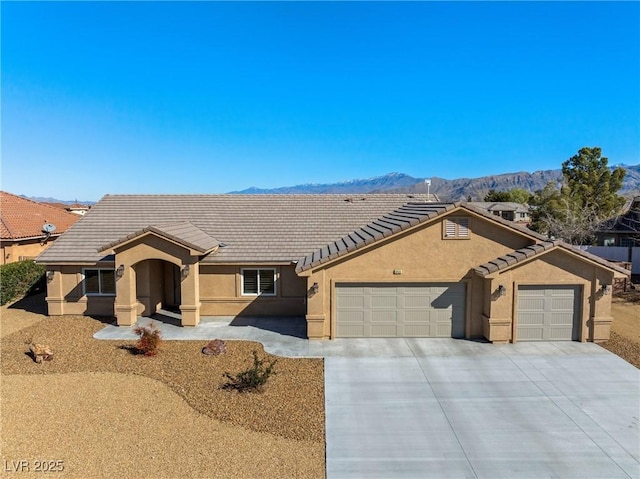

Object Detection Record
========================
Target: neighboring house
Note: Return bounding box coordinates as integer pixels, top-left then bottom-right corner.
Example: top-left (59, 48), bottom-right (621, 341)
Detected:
top-left (36, 194), bottom-right (628, 343)
top-left (67, 203), bottom-right (90, 216)
top-left (470, 202), bottom-right (531, 224)
top-left (1, 191), bottom-right (80, 265)
top-left (596, 196), bottom-right (640, 247)
top-left (43, 201), bottom-right (91, 216)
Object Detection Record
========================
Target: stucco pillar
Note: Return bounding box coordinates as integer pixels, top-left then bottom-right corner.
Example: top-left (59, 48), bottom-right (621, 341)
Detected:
top-left (305, 272), bottom-right (328, 340)
top-left (589, 272), bottom-right (615, 342)
top-left (115, 264), bottom-right (138, 326)
top-left (180, 261), bottom-right (200, 327)
top-left (482, 276), bottom-right (513, 344)
top-left (45, 267), bottom-right (65, 316)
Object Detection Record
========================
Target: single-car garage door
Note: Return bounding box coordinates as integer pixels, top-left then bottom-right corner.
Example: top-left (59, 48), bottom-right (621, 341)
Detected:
top-left (335, 283), bottom-right (466, 338)
top-left (517, 285), bottom-right (581, 341)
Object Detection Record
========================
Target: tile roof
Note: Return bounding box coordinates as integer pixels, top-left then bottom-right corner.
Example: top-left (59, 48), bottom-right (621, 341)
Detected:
top-left (470, 202), bottom-right (530, 214)
top-left (1, 191), bottom-right (80, 241)
top-left (100, 222), bottom-right (219, 254)
top-left (36, 194), bottom-right (627, 277)
top-left (296, 203), bottom-right (456, 272)
top-left (36, 194), bottom-right (431, 264)
top-left (474, 241), bottom-right (631, 277)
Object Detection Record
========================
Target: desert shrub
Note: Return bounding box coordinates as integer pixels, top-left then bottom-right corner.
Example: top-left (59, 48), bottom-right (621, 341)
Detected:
top-left (133, 324), bottom-right (162, 356)
top-left (223, 350), bottom-right (277, 393)
top-left (0, 260), bottom-right (46, 306)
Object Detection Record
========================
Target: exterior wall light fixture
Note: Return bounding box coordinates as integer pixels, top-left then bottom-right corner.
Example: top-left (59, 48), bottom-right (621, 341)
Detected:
top-left (115, 264), bottom-right (125, 279)
top-left (600, 283), bottom-right (611, 295)
top-left (181, 264), bottom-right (190, 280)
top-left (46, 271), bottom-right (55, 283)
top-left (312, 282), bottom-right (319, 295)
top-left (497, 285), bottom-right (507, 296)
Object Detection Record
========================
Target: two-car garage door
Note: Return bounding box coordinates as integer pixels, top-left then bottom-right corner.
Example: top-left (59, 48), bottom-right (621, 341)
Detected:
top-left (335, 283), bottom-right (466, 338)
top-left (517, 285), bottom-right (581, 341)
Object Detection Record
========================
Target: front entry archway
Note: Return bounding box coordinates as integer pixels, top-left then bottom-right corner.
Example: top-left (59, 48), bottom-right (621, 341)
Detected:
top-left (134, 259), bottom-right (182, 319)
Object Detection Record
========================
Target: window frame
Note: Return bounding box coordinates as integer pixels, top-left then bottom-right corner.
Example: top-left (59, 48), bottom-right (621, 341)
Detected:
top-left (443, 217), bottom-right (471, 240)
top-left (241, 268), bottom-right (277, 296)
top-left (82, 268), bottom-right (116, 296)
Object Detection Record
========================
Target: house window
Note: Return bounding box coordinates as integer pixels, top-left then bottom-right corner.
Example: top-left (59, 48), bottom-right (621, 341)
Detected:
top-left (620, 238), bottom-right (636, 247)
top-left (83, 268), bottom-right (116, 295)
top-left (242, 269), bottom-right (276, 296)
top-left (603, 237), bottom-right (616, 247)
top-left (444, 218), bottom-right (470, 239)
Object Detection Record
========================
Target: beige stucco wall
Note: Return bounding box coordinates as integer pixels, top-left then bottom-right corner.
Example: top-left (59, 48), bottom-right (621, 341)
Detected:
top-left (199, 264), bottom-right (307, 316)
top-left (303, 212), bottom-right (617, 342)
top-left (484, 249), bottom-right (616, 343)
top-left (1, 238), bottom-right (58, 265)
top-left (305, 213), bottom-right (534, 339)
top-left (45, 264), bottom-right (116, 316)
top-left (45, 260), bottom-right (307, 322)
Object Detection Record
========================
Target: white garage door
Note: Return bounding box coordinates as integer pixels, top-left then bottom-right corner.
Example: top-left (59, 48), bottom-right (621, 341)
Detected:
top-left (517, 285), bottom-right (581, 341)
top-left (335, 283), bottom-right (466, 338)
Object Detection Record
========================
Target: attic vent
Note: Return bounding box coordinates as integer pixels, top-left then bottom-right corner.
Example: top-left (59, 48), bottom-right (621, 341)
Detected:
top-left (444, 218), bottom-right (470, 239)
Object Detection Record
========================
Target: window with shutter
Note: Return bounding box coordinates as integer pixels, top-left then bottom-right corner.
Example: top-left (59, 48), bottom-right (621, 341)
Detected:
top-left (242, 268), bottom-right (276, 296)
top-left (83, 268), bottom-right (116, 295)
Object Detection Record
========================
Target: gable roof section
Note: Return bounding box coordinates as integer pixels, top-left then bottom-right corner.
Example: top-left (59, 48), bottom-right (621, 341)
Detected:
top-left (474, 241), bottom-right (630, 277)
top-left (1, 191), bottom-right (80, 240)
top-left (296, 203), bottom-right (456, 272)
top-left (99, 222), bottom-right (219, 255)
top-left (36, 194), bottom-right (431, 264)
top-left (296, 202), bottom-right (548, 273)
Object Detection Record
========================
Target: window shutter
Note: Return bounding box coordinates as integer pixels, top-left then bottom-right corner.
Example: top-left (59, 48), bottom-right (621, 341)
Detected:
top-left (259, 269), bottom-right (275, 294)
top-left (101, 270), bottom-right (116, 294)
top-left (85, 270), bottom-right (100, 294)
top-left (445, 219), bottom-right (456, 237)
top-left (243, 270), bottom-right (258, 294)
top-left (458, 218), bottom-right (470, 237)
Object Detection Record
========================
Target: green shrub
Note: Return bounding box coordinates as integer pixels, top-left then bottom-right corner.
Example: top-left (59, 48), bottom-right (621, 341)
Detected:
top-left (133, 323), bottom-right (162, 356)
top-left (223, 350), bottom-right (277, 393)
top-left (0, 260), bottom-right (46, 306)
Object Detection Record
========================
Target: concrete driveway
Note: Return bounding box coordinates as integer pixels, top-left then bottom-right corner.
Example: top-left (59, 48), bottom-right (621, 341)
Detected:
top-left (96, 315), bottom-right (639, 478)
top-left (325, 340), bottom-right (639, 479)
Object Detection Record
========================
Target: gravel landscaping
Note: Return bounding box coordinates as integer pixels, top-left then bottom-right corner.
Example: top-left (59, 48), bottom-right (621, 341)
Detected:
top-left (1, 294), bottom-right (324, 478)
top-left (600, 297), bottom-right (640, 369)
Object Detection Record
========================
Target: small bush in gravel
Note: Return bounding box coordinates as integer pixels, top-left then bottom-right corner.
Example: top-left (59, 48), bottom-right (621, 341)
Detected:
top-left (223, 350), bottom-right (277, 393)
top-left (133, 324), bottom-right (162, 356)
top-left (0, 260), bottom-right (46, 306)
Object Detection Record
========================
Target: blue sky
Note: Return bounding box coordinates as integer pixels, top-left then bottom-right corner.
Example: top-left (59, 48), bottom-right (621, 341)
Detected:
top-left (2, 1), bottom-right (639, 201)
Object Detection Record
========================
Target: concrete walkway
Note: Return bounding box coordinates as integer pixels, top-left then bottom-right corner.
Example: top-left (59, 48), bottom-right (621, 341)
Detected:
top-left (95, 315), bottom-right (640, 478)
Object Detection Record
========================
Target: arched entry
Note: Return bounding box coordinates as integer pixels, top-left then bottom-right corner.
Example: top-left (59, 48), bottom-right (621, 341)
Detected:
top-left (134, 259), bottom-right (182, 318)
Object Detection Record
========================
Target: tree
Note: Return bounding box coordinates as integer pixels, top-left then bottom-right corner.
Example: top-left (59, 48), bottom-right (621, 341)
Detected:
top-left (484, 188), bottom-right (531, 204)
top-left (529, 147), bottom-right (626, 244)
top-left (509, 188), bottom-right (531, 204)
top-left (484, 189), bottom-right (512, 202)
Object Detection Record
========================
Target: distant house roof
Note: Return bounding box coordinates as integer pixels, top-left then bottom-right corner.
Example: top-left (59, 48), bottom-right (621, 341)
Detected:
top-left (598, 196), bottom-right (640, 234)
top-left (37, 194), bottom-right (433, 264)
top-left (0, 191), bottom-right (80, 241)
top-left (469, 202), bottom-right (530, 214)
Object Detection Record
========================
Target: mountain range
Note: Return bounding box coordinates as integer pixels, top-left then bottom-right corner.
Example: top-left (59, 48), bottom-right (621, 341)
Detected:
top-left (232, 164), bottom-right (640, 201)
top-left (25, 164), bottom-right (639, 204)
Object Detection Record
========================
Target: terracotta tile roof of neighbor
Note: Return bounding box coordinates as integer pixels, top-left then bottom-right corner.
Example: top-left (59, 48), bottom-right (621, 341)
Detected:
top-left (1, 191), bottom-right (80, 241)
top-left (37, 194), bottom-right (432, 263)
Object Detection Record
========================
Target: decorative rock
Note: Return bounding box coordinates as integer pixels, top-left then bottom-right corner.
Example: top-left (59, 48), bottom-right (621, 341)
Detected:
top-left (202, 339), bottom-right (226, 356)
top-left (30, 343), bottom-right (54, 363)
